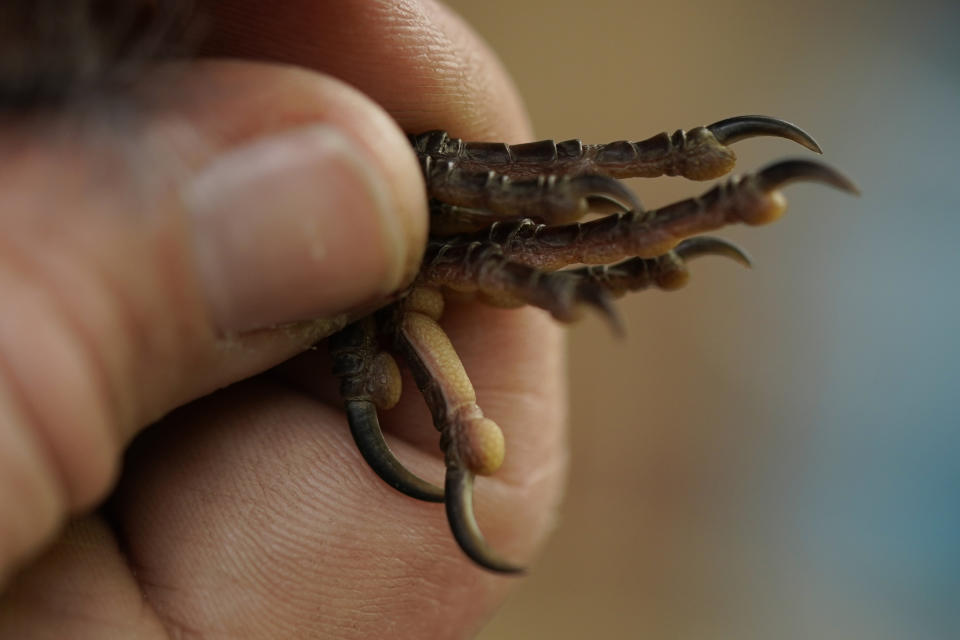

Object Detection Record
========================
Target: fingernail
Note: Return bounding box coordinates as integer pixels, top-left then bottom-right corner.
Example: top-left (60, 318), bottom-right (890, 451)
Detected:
top-left (185, 125), bottom-right (408, 331)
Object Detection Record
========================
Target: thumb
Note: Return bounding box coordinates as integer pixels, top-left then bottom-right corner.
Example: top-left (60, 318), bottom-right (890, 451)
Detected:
top-left (0, 60), bottom-right (426, 582)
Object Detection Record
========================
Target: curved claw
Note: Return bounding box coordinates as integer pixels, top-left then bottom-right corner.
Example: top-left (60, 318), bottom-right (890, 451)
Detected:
top-left (674, 236), bottom-right (753, 268)
top-left (574, 277), bottom-right (626, 337)
top-left (708, 115), bottom-right (823, 154)
top-left (578, 174), bottom-right (644, 214)
top-left (755, 159), bottom-right (861, 194)
top-left (445, 467), bottom-right (525, 574)
top-left (346, 401), bottom-right (445, 503)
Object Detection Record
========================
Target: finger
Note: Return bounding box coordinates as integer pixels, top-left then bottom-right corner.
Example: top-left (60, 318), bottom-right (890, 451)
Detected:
top-left (0, 516), bottom-right (168, 638)
top-left (115, 375), bottom-right (564, 639)
top-left (0, 59), bottom-right (427, 583)
top-left (203, 0), bottom-right (532, 140)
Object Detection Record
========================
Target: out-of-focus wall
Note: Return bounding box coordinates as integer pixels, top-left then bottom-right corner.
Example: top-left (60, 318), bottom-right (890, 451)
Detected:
top-left (441, 1), bottom-right (960, 638)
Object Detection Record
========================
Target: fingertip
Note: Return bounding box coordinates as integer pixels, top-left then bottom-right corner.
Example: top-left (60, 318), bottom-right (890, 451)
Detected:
top-left (166, 63), bottom-right (427, 331)
top-left (184, 122), bottom-right (418, 331)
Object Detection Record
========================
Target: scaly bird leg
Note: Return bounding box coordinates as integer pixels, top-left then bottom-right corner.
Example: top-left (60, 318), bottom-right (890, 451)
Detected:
top-left (436, 159), bottom-right (858, 272)
top-left (415, 116), bottom-right (820, 231)
top-left (330, 117), bottom-right (857, 574)
top-left (330, 317), bottom-right (445, 502)
top-left (422, 162), bottom-right (643, 230)
top-left (412, 115), bottom-right (821, 183)
top-left (392, 287), bottom-right (525, 573)
top-left (419, 240), bottom-right (622, 333)
top-left (567, 236), bottom-right (752, 298)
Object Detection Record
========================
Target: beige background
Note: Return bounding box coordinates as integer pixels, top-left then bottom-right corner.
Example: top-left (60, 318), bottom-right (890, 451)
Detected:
top-left (440, 1), bottom-right (960, 638)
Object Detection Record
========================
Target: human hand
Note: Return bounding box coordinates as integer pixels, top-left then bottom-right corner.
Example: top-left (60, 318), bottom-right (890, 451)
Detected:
top-left (0, 1), bottom-right (567, 637)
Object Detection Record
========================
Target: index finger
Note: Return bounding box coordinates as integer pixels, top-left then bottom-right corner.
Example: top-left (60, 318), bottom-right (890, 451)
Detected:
top-left (204, 0), bottom-right (533, 142)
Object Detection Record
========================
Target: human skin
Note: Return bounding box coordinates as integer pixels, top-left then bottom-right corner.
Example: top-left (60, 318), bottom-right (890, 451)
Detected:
top-left (0, 1), bottom-right (566, 638)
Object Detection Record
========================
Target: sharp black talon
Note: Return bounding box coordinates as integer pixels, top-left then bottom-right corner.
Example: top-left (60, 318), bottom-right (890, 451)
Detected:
top-left (586, 193), bottom-right (644, 214)
top-left (755, 159), bottom-right (860, 194)
top-left (445, 467), bottom-right (526, 574)
top-left (708, 115), bottom-right (823, 154)
top-left (591, 289), bottom-right (626, 338)
top-left (346, 401), bottom-right (445, 503)
top-left (578, 174), bottom-right (644, 214)
top-left (674, 236), bottom-right (753, 268)
top-left (573, 278), bottom-right (625, 337)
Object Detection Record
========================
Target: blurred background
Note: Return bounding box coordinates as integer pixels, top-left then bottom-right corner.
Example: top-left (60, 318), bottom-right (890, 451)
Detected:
top-left (440, 1), bottom-right (960, 638)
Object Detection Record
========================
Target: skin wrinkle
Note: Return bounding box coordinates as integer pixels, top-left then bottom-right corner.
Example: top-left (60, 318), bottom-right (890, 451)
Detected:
top-left (233, 519), bottom-right (383, 637)
top-left (0, 251), bottom-right (114, 511)
top-left (1, 119), bottom-right (219, 445)
top-left (0, 356), bottom-right (63, 585)
top-left (44, 243), bottom-right (139, 444)
top-left (74, 190), bottom-right (206, 441)
top-left (64, 218), bottom-right (173, 441)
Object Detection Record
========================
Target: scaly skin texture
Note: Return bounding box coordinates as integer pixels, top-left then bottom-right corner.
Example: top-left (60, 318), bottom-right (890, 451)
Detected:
top-left (330, 115), bottom-right (859, 573)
